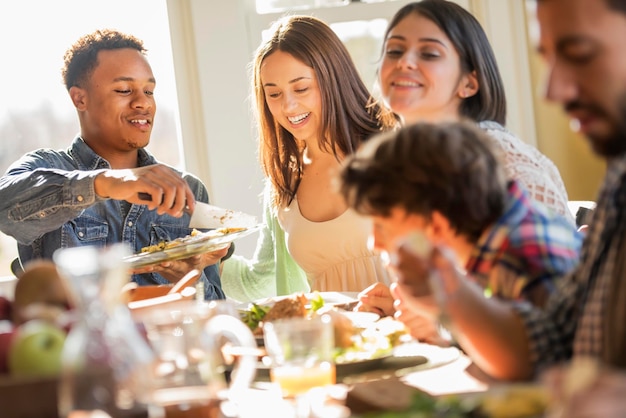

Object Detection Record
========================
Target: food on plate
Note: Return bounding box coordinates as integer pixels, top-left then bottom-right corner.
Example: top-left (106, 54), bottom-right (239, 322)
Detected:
top-left (262, 292), bottom-right (308, 322)
top-left (317, 306), bottom-right (356, 349)
top-left (478, 385), bottom-right (550, 418)
top-left (346, 378), bottom-right (427, 414)
top-left (371, 316), bottom-right (412, 347)
top-left (239, 302), bottom-right (271, 332)
top-left (213, 227), bottom-right (247, 235)
top-left (349, 383), bottom-right (550, 417)
top-left (240, 292), bottom-right (321, 332)
top-left (240, 292), bottom-right (393, 360)
top-left (242, 293), bottom-right (313, 337)
top-left (140, 228), bottom-right (202, 253)
top-left (139, 227), bottom-right (247, 254)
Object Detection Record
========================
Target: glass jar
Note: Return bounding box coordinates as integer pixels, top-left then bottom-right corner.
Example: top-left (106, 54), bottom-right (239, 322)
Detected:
top-left (54, 244), bottom-right (154, 418)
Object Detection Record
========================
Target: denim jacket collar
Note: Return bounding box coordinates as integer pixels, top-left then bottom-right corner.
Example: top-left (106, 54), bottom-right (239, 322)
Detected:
top-left (69, 136), bottom-right (158, 170)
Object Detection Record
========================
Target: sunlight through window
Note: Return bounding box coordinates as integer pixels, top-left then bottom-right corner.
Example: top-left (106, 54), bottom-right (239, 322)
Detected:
top-left (0, 0), bottom-right (182, 276)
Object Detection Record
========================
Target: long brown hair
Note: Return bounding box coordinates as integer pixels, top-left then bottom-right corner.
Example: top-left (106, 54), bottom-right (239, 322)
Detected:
top-left (252, 15), bottom-right (398, 209)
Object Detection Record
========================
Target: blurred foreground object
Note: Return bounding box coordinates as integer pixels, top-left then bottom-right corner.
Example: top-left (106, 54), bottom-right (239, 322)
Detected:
top-left (12, 260), bottom-right (71, 326)
top-left (54, 244), bottom-right (154, 418)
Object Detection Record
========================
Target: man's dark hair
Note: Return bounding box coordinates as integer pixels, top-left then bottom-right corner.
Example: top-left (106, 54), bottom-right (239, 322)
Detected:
top-left (61, 29), bottom-right (146, 91)
top-left (606, 0), bottom-right (626, 13)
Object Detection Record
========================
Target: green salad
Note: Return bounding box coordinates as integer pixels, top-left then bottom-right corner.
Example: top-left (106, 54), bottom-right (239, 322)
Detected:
top-left (239, 302), bottom-right (271, 331)
top-left (239, 291), bottom-right (325, 331)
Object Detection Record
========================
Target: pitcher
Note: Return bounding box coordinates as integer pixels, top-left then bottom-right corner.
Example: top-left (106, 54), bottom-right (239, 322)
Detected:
top-left (137, 299), bottom-right (258, 418)
top-left (54, 243), bottom-right (154, 418)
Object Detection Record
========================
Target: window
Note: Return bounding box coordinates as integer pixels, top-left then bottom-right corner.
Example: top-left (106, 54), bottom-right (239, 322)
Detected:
top-left (256, 0), bottom-right (349, 14)
top-left (329, 19), bottom-right (389, 94)
top-left (255, 0), bottom-right (408, 15)
top-left (250, 0), bottom-right (418, 95)
top-left (0, 0), bottom-right (182, 276)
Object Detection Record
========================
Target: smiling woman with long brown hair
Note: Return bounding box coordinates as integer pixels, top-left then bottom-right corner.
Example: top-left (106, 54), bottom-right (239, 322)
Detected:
top-left (221, 15), bottom-right (398, 301)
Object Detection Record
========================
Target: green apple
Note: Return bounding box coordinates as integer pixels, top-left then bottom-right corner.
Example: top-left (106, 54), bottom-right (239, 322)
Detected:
top-left (8, 319), bottom-right (66, 377)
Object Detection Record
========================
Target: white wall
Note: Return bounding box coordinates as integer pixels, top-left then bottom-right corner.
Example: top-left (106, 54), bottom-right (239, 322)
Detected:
top-left (167, 0), bottom-right (265, 256)
top-left (469, 0), bottom-right (537, 146)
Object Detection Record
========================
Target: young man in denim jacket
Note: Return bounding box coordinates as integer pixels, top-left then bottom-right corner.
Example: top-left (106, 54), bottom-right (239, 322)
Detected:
top-left (0, 29), bottom-right (227, 299)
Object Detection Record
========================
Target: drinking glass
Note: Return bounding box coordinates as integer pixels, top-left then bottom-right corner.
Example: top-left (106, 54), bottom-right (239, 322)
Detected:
top-left (263, 315), bottom-right (336, 398)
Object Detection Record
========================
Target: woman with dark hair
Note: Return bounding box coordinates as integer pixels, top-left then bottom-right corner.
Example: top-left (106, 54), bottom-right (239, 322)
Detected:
top-left (221, 15), bottom-right (398, 301)
top-left (355, 0), bottom-right (575, 316)
top-left (378, 0), bottom-right (572, 221)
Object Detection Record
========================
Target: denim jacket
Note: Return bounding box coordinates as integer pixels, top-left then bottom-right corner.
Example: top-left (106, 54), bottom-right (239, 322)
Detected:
top-left (0, 136), bottom-right (225, 300)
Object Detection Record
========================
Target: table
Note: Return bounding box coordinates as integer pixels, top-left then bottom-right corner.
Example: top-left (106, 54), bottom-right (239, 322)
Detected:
top-left (403, 352), bottom-right (492, 396)
top-left (229, 343), bottom-right (494, 418)
top-left (235, 293), bottom-right (497, 416)
top-left (0, 349), bottom-right (493, 418)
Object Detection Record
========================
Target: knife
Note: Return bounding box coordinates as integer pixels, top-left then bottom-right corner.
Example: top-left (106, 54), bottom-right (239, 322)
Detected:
top-left (138, 192), bottom-right (258, 229)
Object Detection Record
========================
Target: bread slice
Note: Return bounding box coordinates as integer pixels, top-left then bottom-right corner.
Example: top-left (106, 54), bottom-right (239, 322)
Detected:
top-left (345, 377), bottom-right (425, 414)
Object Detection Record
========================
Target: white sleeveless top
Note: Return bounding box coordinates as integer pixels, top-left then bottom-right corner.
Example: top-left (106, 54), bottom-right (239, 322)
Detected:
top-left (277, 198), bottom-right (391, 292)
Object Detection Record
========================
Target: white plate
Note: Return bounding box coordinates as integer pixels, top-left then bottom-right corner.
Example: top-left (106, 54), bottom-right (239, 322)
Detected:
top-left (392, 341), bottom-right (461, 373)
top-left (255, 351), bottom-right (393, 380)
top-left (339, 311), bottom-right (380, 328)
top-left (124, 225), bottom-right (261, 269)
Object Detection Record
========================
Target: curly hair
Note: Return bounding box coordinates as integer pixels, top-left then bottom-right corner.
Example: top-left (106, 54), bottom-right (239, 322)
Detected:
top-left (251, 15), bottom-right (399, 209)
top-left (339, 121), bottom-right (508, 243)
top-left (61, 29), bottom-right (146, 91)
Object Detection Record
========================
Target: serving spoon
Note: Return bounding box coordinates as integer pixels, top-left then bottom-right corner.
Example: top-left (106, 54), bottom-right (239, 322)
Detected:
top-left (168, 268), bottom-right (201, 295)
top-left (126, 269), bottom-right (201, 312)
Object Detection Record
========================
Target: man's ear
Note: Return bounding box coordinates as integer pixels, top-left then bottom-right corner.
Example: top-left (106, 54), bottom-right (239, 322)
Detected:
top-left (69, 86), bottom-right (87, 110)
top-left (458, 70), bottom-right (479, 99)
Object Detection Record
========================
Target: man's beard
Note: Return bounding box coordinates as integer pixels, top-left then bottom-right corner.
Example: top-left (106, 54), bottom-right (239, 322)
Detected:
top-left (567, 94), bottom-right (626, 157)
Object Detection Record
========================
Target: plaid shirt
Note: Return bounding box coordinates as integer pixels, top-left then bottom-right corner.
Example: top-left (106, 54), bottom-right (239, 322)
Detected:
top-left (466, 181), bottom-right (582, 306)
top-left (515, 153), bottom-right (626, 374)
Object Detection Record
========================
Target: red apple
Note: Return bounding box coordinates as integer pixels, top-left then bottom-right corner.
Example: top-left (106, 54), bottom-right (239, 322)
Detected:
top-left (0, 296), bottom-right (12, 321)
top-left (8, 319), bottom-right (66, 377)
top-left (0, 322), bottom-right (16, 374)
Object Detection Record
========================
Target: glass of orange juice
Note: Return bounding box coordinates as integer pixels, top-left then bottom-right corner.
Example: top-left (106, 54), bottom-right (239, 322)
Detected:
top-left (263, 315), bottom-right (336, 398)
